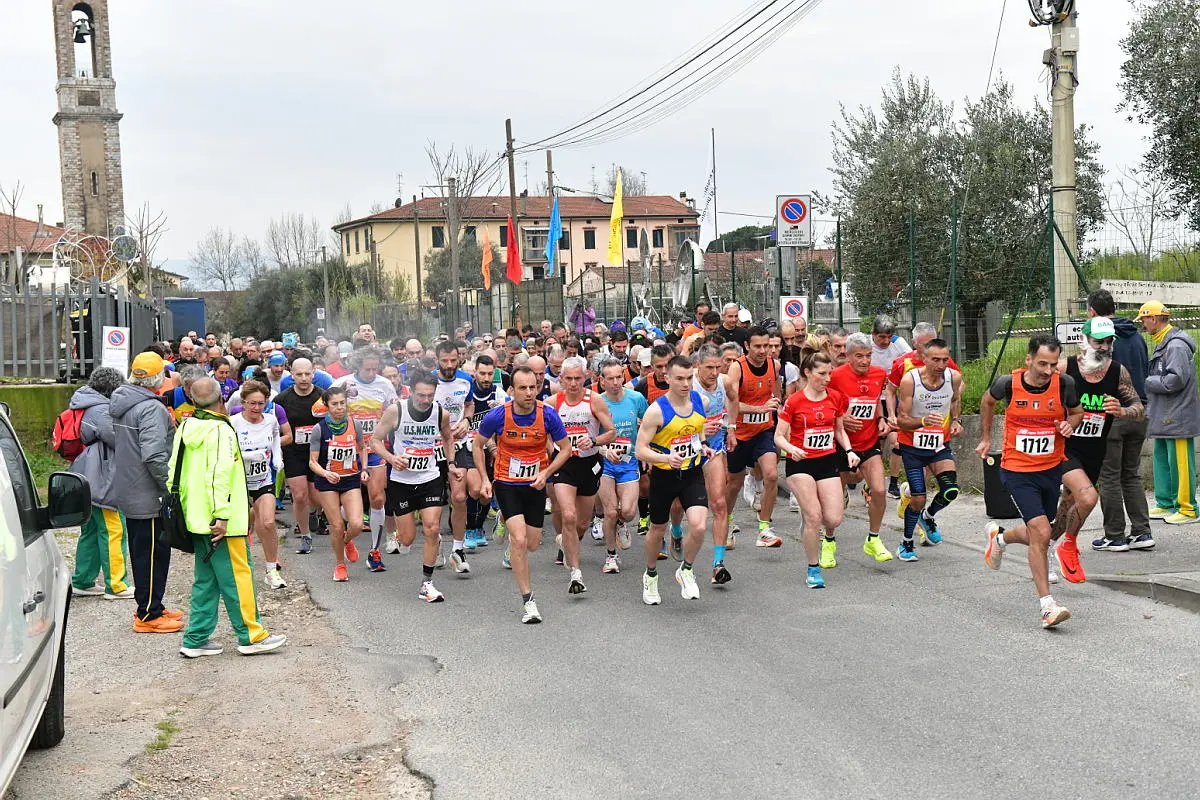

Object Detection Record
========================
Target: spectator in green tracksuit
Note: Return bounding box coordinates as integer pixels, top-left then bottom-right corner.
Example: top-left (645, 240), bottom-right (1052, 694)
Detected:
top-left (1138, 302), bottom-right (1200, 525)
top-left (168, 377), bottom-right (287, 659)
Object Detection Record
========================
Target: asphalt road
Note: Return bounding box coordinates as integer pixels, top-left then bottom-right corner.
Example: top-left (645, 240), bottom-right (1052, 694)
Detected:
top-left (283, 495), bottom-right (1200, 800)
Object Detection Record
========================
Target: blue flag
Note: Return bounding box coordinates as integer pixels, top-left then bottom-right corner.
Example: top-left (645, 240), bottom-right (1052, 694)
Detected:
top-left (545, 195), bottom-right (562, 277)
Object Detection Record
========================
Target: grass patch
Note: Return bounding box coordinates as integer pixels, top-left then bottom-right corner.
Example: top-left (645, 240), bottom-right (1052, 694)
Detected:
top-left (145, 718), bottom-right (181, 754)
top-left (24, 438), bottom-right (61, 504)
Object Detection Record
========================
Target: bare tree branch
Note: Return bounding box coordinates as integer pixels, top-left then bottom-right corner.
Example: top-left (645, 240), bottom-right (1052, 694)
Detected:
top-left (0, 180), bottom-right (38, 289)
top-left (265, 212), bottom-right (323, 269)
top-left (1102, 165), bottom-right (1171, 278)
top-left (189, 227), bottom-right (244, 290)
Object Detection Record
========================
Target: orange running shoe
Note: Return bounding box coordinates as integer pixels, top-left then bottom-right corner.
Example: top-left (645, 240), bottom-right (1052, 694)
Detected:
top-left (1056, 536), bottom-right (1087, 583)
top-left (333, 563), bottom-right (349, 582)
top-left (132, 615), bottom-right (184, 633)
top-left (344, 539), bottom-right (359, 563)
top-left (162, 608), bottom-right (184, 620)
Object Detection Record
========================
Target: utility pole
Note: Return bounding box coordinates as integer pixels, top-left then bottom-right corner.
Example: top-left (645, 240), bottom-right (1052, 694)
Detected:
top-left (505, 119), bottom-right (520, 328)
top-left (1049, 6), bottom-right (1079, 320)
top-left (546, 149), bottom-right (555, 278)
top-left (711, 128), bottom-right (722, 252)
top-left (447, 176), bottom-right (461, 327)
top-left (320, 244), bottom-right (329, 334)
top-left (413, 195), bottom-right (422, 303)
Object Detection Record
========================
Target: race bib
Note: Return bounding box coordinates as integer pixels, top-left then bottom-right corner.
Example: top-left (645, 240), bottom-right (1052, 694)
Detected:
top-left (1015, 429), bottom-right (1055, 456)
top-left (404, 446), bottom-right (434, 473)
top-left (328, 444), bottom-right (357, 474)
top-left (353, 415), bottom-right (378, 436)
top-left (566, 424), bottom-right (589, 453)
top-left (245, 455), bottom-right (271, 489)
top-left (848, 399), bottom-right (876, 420)
top-left (802, 426), bottom-right (834, 454)
top-left (454, 437), bottom-right (471, 452)
top-left (913, 427), bottom-right (945, 451)
top-left (1075, 412), bottom-right (1105, 439)
top-left (434, 442), bottom-right (447, 463)
top-left (293, 425), bottom-right (314, 446)
top-left (606, 436), bottom-right (632, 462)
top-left (670, 434), bottom-right (701, 462)
top-left (742, 411), bottom-right (769, 425)
top-left (507, 456), bottom-right (539, 481)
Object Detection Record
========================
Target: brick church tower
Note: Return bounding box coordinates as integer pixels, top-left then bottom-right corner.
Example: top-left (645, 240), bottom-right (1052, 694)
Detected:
top-left (51, 1), bottom-right (125, 236)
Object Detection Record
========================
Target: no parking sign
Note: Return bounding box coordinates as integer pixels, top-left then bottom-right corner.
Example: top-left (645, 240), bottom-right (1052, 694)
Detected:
top-left (102, 326), bottom-right (130, 372)
top-left (780, 295), bottom-right (808, 324)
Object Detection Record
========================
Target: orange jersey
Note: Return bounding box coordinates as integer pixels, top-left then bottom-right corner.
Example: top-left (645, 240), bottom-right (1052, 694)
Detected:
top-left (493, 402), bottom-right (551, 484)
top-left (734, 356), bottom-right (778, 441)
top-left (1001, 369), bottom-right (1066, 472)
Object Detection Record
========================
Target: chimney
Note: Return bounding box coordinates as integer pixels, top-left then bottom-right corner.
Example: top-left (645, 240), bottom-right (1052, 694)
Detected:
top-left (679, 191), bottom-right (688, 201)
top-left (36, 204), bottom-right (44, 237)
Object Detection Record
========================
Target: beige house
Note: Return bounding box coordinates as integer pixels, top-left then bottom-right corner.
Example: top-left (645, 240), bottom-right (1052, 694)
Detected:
top-left (332, 193), bottom-right (702, 300)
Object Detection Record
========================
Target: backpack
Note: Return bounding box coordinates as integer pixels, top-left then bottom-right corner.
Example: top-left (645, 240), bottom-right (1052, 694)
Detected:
top-left (52, 407), bottom-right (87, 462)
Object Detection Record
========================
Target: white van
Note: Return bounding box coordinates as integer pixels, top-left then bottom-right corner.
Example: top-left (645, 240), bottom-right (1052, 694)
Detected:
top-left (0, 401), bottom-right (91, 794)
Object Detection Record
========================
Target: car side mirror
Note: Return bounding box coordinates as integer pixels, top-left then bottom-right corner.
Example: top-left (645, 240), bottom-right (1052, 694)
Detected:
top-left (47, 472), bottom-right (90, 528)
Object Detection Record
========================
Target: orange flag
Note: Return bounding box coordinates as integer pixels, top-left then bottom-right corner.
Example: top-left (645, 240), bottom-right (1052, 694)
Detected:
top-left (481, 225), bottom-right (493, 290)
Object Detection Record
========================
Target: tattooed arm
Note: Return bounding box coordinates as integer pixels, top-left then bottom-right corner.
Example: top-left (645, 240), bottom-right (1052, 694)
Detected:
top-left (1103, 365), bottom-right (1145, 422)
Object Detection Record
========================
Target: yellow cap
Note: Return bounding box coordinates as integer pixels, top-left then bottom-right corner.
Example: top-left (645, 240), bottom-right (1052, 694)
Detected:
top-left (1136, 301), bottom-right (1169, 320)
top-left (130, 352), bottom-right (165, 378)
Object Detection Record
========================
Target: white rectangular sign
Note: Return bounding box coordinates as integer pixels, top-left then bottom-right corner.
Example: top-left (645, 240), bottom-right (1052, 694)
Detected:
top-left (780, 295), bottom-right (809, 324)
top-left (1099, 279), bottom-right (1200, 307)
top-left (775, 195), bottom-right (812, 248)
top-left (101, 326), bottom-right (130, 373)
top-left (1055, 320), bottom-right (1084, 346)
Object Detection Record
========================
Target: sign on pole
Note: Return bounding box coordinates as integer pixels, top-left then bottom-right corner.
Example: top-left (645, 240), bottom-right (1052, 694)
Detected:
top-left (316, 307), bottom-right (326, 320)
top-left (776, 195), bottom-right (812, 247)
top-left (102, 326), bottom-right (130, 373)
top-left (780, 296), bottom-right (809, 324)
top-left (1055, 320), bottom-right (1084, 346)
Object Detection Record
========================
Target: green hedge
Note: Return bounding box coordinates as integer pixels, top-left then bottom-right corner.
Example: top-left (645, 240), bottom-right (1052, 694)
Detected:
top-left (0, 384), bottom-right (80, 445)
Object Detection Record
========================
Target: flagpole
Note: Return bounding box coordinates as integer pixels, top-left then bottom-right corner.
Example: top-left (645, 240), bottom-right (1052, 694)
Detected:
top-left (711, 128), bottom-right (722, 253)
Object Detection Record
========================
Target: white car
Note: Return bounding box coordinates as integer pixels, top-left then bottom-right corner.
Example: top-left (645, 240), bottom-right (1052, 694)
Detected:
top-left (0, 401), bottom-right (91, 794)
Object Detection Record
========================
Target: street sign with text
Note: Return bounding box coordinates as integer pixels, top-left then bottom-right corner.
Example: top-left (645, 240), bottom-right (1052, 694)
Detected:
top-left (776, 195), bottom-right (812, 247)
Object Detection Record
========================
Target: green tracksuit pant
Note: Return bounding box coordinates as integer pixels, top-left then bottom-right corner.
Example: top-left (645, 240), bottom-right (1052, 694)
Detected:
top-left (182, 533), bottom-right (268, 649)
top-left (1152, 437), bottom-right (1196, 517)
top-left (71, 506), bottom-right (130, 594)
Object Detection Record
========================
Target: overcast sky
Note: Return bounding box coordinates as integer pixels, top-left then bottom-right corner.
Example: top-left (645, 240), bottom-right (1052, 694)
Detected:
top-left (0, 0), bottom-right (1145, 266)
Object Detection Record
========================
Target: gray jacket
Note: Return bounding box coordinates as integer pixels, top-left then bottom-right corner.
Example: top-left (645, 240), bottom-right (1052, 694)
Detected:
top-left (67, 386), bottom-right (118, 510)
top-left (110, 383), bottom-right (174, 519)
top-left (1145, 326), bottom-right (1200, 439)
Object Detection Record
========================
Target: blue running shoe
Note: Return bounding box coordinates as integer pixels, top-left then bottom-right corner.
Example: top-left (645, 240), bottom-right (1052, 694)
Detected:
top-left (806, 566), bottom-right (825, 589)
top-left (897, 539), bottom-right (919, 561)
top-left (275, 497), bottom-right (285, 512)
top-left (918, 511), bottom-right (942, 545)
top-left (473, 528), bottom-right (489, 547)
top-left (296, 535), bottom-right (313, 555)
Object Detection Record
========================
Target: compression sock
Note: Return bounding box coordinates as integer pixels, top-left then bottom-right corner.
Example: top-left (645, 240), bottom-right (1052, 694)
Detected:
top-left (670, 523), bottom-right (683, 541)
top-left (758, 519), bottom-right (770, 532)
top-left (422, 564), bottom-right (434, 579)
top-left (522, 592), bottom-right (533, 603)
top-left (682, 561), bottom-right (693, 571)
top-left (646, 567), bottom-right (657, 578)
top-left (904, 508), bottom-right (920, 540)
top-left (713, 544), bottom-right (727, 566)
top-left (369, 508), bottom-right (385, 550)
top-left (823, 535), bottom-right (836, 542)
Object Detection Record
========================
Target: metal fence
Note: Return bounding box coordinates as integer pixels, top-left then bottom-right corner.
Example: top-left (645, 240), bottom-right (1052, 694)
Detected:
top-left (0, 279), bottom-right (171, 380)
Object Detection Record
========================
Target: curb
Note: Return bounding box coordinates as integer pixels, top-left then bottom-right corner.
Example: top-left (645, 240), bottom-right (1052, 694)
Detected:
top-left (1088, 573), bottom-right (1200, 615)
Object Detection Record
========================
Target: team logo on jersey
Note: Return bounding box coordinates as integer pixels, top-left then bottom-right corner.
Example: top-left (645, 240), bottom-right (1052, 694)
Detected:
top-left (344, 384), bottom-right (359, 399)
top-left (814, 410), bottom-right (827, 422)
top-left (1016, 400), bottom-right (1028, 408)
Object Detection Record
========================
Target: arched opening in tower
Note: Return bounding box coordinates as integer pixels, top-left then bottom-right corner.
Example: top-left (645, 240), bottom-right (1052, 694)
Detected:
top-left (71, 4), bottom-right (97, 79)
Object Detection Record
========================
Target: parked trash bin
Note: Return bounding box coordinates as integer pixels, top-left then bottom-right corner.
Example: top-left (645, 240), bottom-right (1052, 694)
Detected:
top-left (982, 451), bottom-right (1020, 519)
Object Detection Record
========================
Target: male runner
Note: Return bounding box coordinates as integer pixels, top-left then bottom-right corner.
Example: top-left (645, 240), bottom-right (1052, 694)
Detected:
top-left (633, 344), bottom-right (674, 540)
top-left (597, 358), bottom-right (647, 573)
top-left (978, 335), bottom-right (1083, 628)
top-left (372, 369), bottom-right (453, 602)
top-left (435, 341), bottom-right (475, 570)
top-left (726, 327), bottom-right (783, 547)
top-left (693, 344), bottom-right (733, 583)
top-left (474, 367), bottom-right (573, 624)
top-left (274, 357), bottom-right (323, 554)
top-left (828, 333), bottom-right (893, 563)
top-left (551, 356), bottom-right (616, 594)
top-left (894, 339), bottom-right (964, 561)
top-left (332, 346), bottom-right (396, 571)
top-left (461, 354), bottom-right (508, 549)
top-left (871, 315), bottom-right (911, 498)
top-left (634, 355), bottom-right (711, 604)
top-left (1049, 317), bottom-right (1144, 583)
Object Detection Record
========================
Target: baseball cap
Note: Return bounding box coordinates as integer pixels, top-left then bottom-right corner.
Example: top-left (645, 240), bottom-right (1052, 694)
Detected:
top-left (637, 346), bottom-right (653, 366)
top-left (337, 341), bottom-right (354, 356)
top-left (130, 352), bottom-right (165, 379)
top-left (1136, 301), bottom-right (1169, 320)
top-left (738, 308), bottom-right (752, 323)
top-left (1082, 317), bottom-right (1116, 340)
top-left (260, 340), bottom-right (275, 350)
top-left (268, 352), bottom-right (287, 366)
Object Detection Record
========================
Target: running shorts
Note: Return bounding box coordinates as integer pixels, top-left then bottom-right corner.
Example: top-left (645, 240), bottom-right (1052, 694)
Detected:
top-left (1000, 465), bottom-right (1063, 525)
top-left (648, 467), bottom-right (708, 524)
top-left (248, 484), bottom-right (276, 503)
top-left (493, 481), bottom-right (547, 528)
top-left (837, 442), bottom-right (882, 473)
top-left (282, 446), bottom-right (313, 481)
top-left (453, 441), bottom-right (474, 470)
top-left (603, 458), bottom-right (641, 485)
top-left (784, 452), bottom-right (841, 482)
top-left (553, 453), bottom-right (603, 497)
top-left (1061, 454), bottom-right (1100, 485)
top-left (727, 427), bottom-right (777, 475)
top-left (386, 476), bottom-right (447, 516)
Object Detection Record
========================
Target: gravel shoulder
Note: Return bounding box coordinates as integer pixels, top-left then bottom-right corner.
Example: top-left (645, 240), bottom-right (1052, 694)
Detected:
top-left (5, 524), bottom-right (429, 800)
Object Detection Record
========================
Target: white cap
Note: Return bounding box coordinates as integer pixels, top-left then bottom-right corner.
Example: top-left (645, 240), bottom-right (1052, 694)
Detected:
top-left (637, 347), bottom-right (653, 366)
top-left (738, 308), bottom-right (752, 323)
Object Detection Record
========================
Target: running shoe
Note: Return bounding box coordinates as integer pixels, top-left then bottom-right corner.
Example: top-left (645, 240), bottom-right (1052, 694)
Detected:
top-left (642, 572), bottom-right (661, 605)
top-left (591, 519), bottom-right (604, 542)
top-left (1148, 507), bottom-right (1173, 520)
top-left (602, 554), bottom-right (620, 574)
top-left (1165, 512), bottom-right (1198, 525)
top-left (1040, 601), bottom-right (1071, 629)
top-left (264, 568), bottom-right (287, 589)
top-left (103, 586), bottom-right (135, 599)
top-left (385, 538), bottom-right (402, 555)
top-left (897, 539), bottom-right (918, 562)
top-left (638, 516), bottom-right (649, 535)
top-left (1091, 535), bottom-right (1130, 552)
top-left (1047, 546), bottom-right (1060, 585)
top-left (727, 530), bottom-right (738, 550)
top-left (179, 641), bottom-right (224, 659)
top-left (275, 497), bottom-right (285, 512)
top-left (984, 523), bottom-right (1004, 570)
top-left (676, 566), bottom-right (700, 600)
top-left (670, 535), bottom-right (684, 562)
top-left (861, 484), bottom-right (872, 506)
top-left (367, 549), bottom-right (387, 573)
top-left (522, 599), bottom-right (543, 624)
top-left (72, 584), bottom-right (104, 597)
top-left (450, 550), bottom-right (470, 574)
top-left (751, 492), bottom-right (762, 512)
top-left (1055, 537), bottom-right (1086, 583)
top-left (238, 633), bottom-right (287, 656)
top-left (617, 521), bottom-right (632, 550)
top-left (494, 517), bottom-right (507, 539)
top-left (555, 549), bottom-right (566, 566)
top-left (545, 497), bottom-right (553, 513)
top-left (657, 544), bottom-right (668, 560)
top-left (474, 528), bottom-right (490, 547)
top-left (502, 542), bottom-right (512, 569)
top-left (433, 548), bottom-right (446, 569)
top-left (344, 539), bottom-right (359, 563)
top-left (819, 538), bottom-right (838, 569)
top-left (1128, 532), bottom-right (1156, 550)
top-left (755, 527), bottom-right (783, 548)
top-left (806, 565), bottom-right (825, 589)
top-left (333, 563), bottom-right (349, 582)
top-left (419, 581), bottom-right (445, 603)
top-left (863, 536), bottom-right (893, 562)
top-left (568, 568), bottom-right (588, 595)
top-left (316, 515), bottom-right (330, 536)
top-left (464, 534), bottom-right (477, 554)
top-left (711, 563), bottom-right (732, 585)
top-left (918, 510), bottom-right (943, 545)
top-left (789, 493), bottom-right (801, 513)
top-left (896, 482), bottom-right (911, 519)
top-left (887, 479), bottom-right (901, 500)
top-left (742, 476), bottom-right (759, 507)
top-left (291, 524), bottom-right (301, 539)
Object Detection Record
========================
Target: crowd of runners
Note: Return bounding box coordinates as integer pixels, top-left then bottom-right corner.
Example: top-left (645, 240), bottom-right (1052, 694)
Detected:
top-left (73, 288), bottom-right (1184, 632)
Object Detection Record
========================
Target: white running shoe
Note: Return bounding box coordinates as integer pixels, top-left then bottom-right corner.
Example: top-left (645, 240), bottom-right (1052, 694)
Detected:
top-left (385, 538), bottom-right (402, 555)
top-left (450, 550), bottom-right (470, 574)
top-left (419, 581), bottom-right (445, 602)
top-left (642, 572), bottom-right (661, 605)
top-left (264, 568), bottom-right (287, 590)
top-left (237, 633), bottom-right (287, 656)
top-left (675, 566), bottom-right (700, 600)
top-left (602, 554), bottom-right (620, 574)
top-left (590, 519), bottom-right (604, 542)
top-left (522, 599), bottom-right (543, 624)
top-left (788, 493), bottom-right (801, 513)
top-left (568, 568), bottom-right (587, 594)
top-left (617, 521), bottom-right (632, 550)
top-left (742, 476), bottom-right (759, 507)
top-left (755, 526), bottom-right (783, 548)
top-left (1047, 545), bottom-right (1060, 584)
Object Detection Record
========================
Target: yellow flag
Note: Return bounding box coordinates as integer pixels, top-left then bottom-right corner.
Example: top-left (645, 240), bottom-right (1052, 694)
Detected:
top-left (481, 225), bottom-right (493, 290)
top-left (607, 169), bottom-right (624, 267)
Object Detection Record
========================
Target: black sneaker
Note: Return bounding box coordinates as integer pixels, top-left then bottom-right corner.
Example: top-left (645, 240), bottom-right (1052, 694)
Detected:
top-left (887, 481), bottom-right (901, 500)
top-left (555, 549), bottom-right (565, 566)
top-left (711, 564), bottom-right (732, 585)
top-left (1091, 535), bottom-right (1130, 552)
top-left (1128, 533), bottom-right (1156, 550)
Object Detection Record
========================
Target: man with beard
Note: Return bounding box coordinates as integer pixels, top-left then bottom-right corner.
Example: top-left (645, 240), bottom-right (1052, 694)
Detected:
top-left (176, 337), bottom-right (199, 366)
top-left (1048, 317), bottom-right (1144, 584)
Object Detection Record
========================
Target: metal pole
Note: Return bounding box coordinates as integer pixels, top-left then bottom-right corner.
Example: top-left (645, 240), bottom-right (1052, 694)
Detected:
top-left (835, 219), bottom-right (844, 328)
top-left (777, 246), bottom-right (785, 301)
top-left (729, 246), bottom-right (737, 306)
top-left (505, 119), bottom-right (520, 329)
top-left (908, 207), bottom-right (917, 327)
top-left (1050, 10), bottom-right (1079, 322)
top-left (447, 176), bottom-right (461, 330)
top-left (949, 203), bottom-right (958, 362)
top-left (657, 253), bottom-right (664, 322)
top-left (602, 270), bottom-right (607, 323)
top-left (321, 244), bottom-right (329, 335)
top-left (413, 195), bottom-right (422, 303)
top-left (1047, 193), bottom-right (1056, 329)
top-left (626, 264), bottom-right (633, 321)
top-left (711, 128), bottom-right (721, 251)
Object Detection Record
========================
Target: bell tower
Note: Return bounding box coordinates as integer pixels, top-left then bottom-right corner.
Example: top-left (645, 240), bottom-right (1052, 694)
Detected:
top-left (52, 1), bottom-right (125, 236)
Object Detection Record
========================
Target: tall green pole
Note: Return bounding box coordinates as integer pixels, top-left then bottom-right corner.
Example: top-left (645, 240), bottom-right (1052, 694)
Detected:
top-left (1047, 191), bottom-right (1056, 329)
top-left (835, 219), bottom-right (844, 328)
top-left (950, 202), bottom-right (958, 362)
top-left (730, 245), bottom-right (737, 307)
top-left (777, 247), bottom-right (784, 301)
top-left (626, 264), bottom-right (633, 321)
top-left (908, 207), bottom-right (917, 326)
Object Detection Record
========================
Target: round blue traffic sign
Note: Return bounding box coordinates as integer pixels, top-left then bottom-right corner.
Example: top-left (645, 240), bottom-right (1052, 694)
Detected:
top-left (781, 198), bottom-right (808, 225)
top-left (785, 299), bottom-right (804, 317)
top-left (107, 329), bottom-right (125, 346)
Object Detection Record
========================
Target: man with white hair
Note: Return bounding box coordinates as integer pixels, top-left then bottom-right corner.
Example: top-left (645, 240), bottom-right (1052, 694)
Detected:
top-left (111, 351), bottom-right (183, 633)
top-left (718, 302), bottom-right (749, 349)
